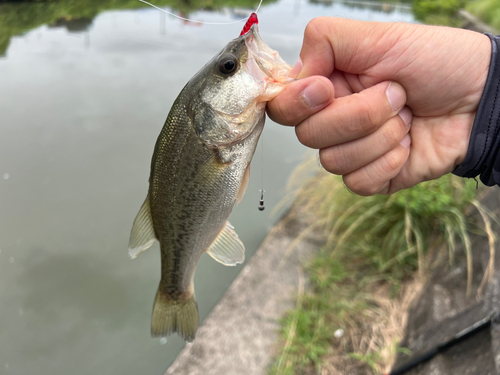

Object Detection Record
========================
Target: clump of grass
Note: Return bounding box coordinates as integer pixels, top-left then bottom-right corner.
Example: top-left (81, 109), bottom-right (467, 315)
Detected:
top-left (293, 168), bottom-right (482, 294)
top-left (270, 162), bottom-right (496, 375)
top-left (413, 0), bottom-right (467, 26)
top-left (271, 248), bottom-right (424, 375)
top-left (466, 0), bottom-right (500, 30)
top-left (412, 0), bottom-right (500, 29)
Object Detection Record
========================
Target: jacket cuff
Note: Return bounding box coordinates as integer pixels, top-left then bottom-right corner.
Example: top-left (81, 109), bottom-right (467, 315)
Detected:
top-left (453, 33), bottom-right (500, 186)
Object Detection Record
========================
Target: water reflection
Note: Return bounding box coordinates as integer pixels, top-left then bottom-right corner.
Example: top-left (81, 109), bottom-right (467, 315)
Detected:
top-left (50, 17), bottom-right (93, 32)
top-left (308, 0), bottom-right (412, 13)
top-left (17, 250), bottom-right (136, 358)
top-left (0, 0), bottom-right (266, 55)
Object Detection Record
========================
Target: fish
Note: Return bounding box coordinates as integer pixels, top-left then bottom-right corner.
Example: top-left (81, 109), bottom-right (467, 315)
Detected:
top-left (128, 13), bottom-right (291, 342)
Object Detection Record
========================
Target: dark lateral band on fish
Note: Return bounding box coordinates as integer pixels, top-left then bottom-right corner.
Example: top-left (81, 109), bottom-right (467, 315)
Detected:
top-left (128, 15), bottom-right (292, 342)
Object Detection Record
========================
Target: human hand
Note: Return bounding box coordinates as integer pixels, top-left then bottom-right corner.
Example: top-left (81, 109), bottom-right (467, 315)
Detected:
top-left (267, 18), bottom-right (491, 195)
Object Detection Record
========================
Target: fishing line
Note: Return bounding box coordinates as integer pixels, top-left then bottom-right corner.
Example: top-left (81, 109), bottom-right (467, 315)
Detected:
top-left (258, 133), bottom-right (265, 211)
top-left (139, 0), bottom-right (263, 25)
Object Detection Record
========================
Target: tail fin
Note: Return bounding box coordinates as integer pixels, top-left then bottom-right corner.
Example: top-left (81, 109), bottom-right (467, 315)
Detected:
top-left (151, 284), bottom-right (199, 342)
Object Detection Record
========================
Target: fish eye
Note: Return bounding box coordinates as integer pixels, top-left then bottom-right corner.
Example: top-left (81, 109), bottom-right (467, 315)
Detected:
top-left (218, 54), bottom-right (239, 76)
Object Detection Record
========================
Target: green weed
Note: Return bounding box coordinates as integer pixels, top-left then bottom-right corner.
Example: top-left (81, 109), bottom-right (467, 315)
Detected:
top-left (295, 172), bottom-right (480, 292)
top-left (467, 0), bottom-right (500, 30)
top-left (413, 0), bottom-right (467, 25)
top-left (271, 165), bottom-right (495, 374)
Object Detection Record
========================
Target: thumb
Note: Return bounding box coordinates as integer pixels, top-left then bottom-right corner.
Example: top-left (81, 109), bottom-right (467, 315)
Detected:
top-left (296, 18), bottom-right (395, 79)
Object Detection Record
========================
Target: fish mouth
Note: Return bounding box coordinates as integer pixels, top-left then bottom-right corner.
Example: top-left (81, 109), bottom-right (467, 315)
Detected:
top-left (243, 25), bottom-right (292, 86)
top-left (196, 25), bottom-right (293, 149)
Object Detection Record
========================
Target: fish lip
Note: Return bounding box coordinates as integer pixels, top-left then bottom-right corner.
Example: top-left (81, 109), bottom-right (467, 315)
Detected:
top-left (243, 24), bottom-right (261, 45)
top-left (242, 24), bottom-right (292, 84)
top-left (243, 25), bottom-right (273, 80)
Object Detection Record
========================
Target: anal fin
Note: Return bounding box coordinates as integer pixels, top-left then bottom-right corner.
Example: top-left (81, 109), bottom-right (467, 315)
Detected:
top-left (128, 194), bottom-right (157, 259)
top-left (206, 221), bottom-right (245, 266)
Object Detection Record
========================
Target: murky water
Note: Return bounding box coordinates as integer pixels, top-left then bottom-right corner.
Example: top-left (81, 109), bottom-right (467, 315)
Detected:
top-left (0, 1), bottom-right (415, 374)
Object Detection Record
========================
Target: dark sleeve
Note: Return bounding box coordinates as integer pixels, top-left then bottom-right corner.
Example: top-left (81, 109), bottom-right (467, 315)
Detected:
top-left (453, 34), bottom-right (500, 186)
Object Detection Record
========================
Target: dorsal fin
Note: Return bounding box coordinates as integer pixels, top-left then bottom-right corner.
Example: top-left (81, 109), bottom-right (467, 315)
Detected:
top-left (206, 221), bottom-right (245, 266)
top-left (128, 194), bottom-right (157, 259)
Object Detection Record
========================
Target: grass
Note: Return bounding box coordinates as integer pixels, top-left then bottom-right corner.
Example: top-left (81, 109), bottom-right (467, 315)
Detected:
top-left (466, 0), bottom-right (500, 30)
top-left (270, 159), bottom-right (497, 375)
top-left (413, 0), bottom-right (467, 26)
top-left (412, 0), bottom-right (500, 30)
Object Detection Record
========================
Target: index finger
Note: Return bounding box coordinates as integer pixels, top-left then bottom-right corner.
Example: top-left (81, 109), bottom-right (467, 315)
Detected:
top-left (297, 18), bottom-right (395, 79)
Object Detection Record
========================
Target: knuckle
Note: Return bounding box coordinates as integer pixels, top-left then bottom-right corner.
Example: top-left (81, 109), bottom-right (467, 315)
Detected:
top-left (362, 99), bottom-right (383, 131)
top-left (362, 182), bottom-right (380, 196)
top-left (381, 150), bottom-right (403, 174)
top-left (319, 148), bottom-right (344, 175)
top-left (344, 114), bottom-right (364, 136)
top-left (320, 145), bottom-right (358, 175)
top-left (351, 93), bottom-right (386, 134)
top-left (296, 118), bottom-right (322, 148)
top-left (343, 174), bottom-right (379, 196)
top-left (304, 17), bottom-right (327, 39)
top-left (272, 97), bottom-right (296, 126)
top-left (295, 124), bottom-right (315, 148)
top-left (345, 98), bottom-right (378, 136)
top-left (277, 101), bottom-right (294, 124)
top-left (382, 126), bottom-right (400, 148)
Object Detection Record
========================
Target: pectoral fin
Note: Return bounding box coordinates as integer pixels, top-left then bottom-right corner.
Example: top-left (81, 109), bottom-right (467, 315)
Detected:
top-left (206, 221), bottom-right (245, 266)
top-left (128, 194), bottom-right (157, 259)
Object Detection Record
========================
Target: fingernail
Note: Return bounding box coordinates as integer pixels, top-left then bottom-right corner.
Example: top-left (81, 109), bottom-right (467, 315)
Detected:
top-left (398, 106), bottom-right (412, 128)
top-left (301, 80), bottom-right (331, 108)
top-left (386, 82), bottom-right (406, 113)
top-left (400, 133), bottom-right (411, 150)
top-left (290, 58), bottom-right (302, 78)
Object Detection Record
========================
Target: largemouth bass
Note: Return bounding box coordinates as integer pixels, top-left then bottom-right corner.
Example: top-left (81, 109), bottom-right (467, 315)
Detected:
top-left (128, 15), bottom-right (291, 342)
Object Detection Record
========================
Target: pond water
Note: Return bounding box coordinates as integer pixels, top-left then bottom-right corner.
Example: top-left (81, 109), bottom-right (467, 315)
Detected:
top-left (0, 1), bottom-right (415, 374)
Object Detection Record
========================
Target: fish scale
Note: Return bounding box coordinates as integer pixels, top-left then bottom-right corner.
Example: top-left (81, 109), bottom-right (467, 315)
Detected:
top-left (151, 84), bottom-right (254, 333)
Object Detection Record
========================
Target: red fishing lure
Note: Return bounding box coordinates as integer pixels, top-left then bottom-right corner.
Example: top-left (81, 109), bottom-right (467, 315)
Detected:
top-left (240, 13), bottom-right (258, 36)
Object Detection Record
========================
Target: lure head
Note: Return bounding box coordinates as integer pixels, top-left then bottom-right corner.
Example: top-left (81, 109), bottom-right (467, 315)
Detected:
top-left (240, 12), bottom-right (259, 36)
